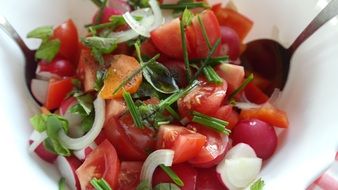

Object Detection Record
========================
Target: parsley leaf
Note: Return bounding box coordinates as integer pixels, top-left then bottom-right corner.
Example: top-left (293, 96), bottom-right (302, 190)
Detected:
top-left (128, 0), bottom-right (149, 9)
top-left (30, 114), bottom-right (48, 132)
top-left (250, 178), bottom-right (265, 190)
top-left (83, 37), bottom-right (117, 65)
top-left (35, 39), bottom-right (61, 62)
top-left (27, 26), bottom-right (53, 42)
top-left (94, 70), bottom-right (107, 91)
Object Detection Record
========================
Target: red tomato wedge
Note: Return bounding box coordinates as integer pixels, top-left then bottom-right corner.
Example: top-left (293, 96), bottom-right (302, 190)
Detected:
top-left (53, 19), bottom-right (79, 62)
top-left (76, 140), bottom-right (120, 190)
top-left (244, 83), bottom-right (269, 104)
top-left (187, 124), bottom-right (230, 168)
top-left (76, 48), bottom-right (98, 92)
top-left (44, 78), bottom-right (73, 110)
top-left (189, 9), bottom-right (222, 58)
top-left (117, 161), bottom-right (143, 190)
top-left (212, 4), bottom-right (253, 41)
top-left (150, 18), bottom-right (188, 59)
top-left (104, 114), bottom-right (156, 161)
top-left (152, 163), bottom-right (197, 190)
top-left (157, 125), bottom-right (206, 164)
top-left (178, 79), bottom-right (227, 119)
top-left (240, 104), bottom-right (289, 128)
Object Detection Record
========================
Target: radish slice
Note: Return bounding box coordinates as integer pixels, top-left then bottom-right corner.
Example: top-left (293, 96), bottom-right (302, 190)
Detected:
top-left (29, 130), bottom-right (48, 152)
top-left (73, 143), bottom-right (97, 161)
top-left (218, 158), bottom-right (262, 189)
top-left (59, 97), bottom-right (83, 138)
top-left (56, 156), bottom-right (82, 190)
top-left (31, 79), bottom-right (49, 104)
top-left (35, 65), bottom-right (59, 81)
top-left (225, 143), bottom-right (257, 159)
top-left (59, 97), bottom-right (105, 150)
top-left (140, 149), bottom-right (174, 189)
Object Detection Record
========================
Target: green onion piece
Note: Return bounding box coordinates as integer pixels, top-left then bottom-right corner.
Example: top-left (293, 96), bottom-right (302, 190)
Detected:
top-left (160, 164), bottom-right (184, 187)
top-left (180, 19), bottom-right (191, 82)
top-left (250, 178), bottom-right (265, 190)
top-left (191, 56), bottom-right (229, 65)
top-left (112, 54), bottom-right (160, 95)
top-left (203, 66), bottom-right (223, 84)
top-left (191, 38), bottom-right (221, 82)
top-left (134, 40), bottom-right (144, 63)
top-left (90, 178), bottom-right (112, 190)
top-left (192, 111), bottom-right (230, 135)
top-left (58, 177), bottom-right (66, 190)
top-left (198, 15), bottom-right (212, 50)
top-left (123, 90), bottom-right (144, 128)
top-left (159, 80), bottom-right (199, 108)
top-left (160, 2), bottom-right (209, 9)
top-left (165, 106), bottom-right (181, 120)
top-left (228, 73), bottom-right (254, 101)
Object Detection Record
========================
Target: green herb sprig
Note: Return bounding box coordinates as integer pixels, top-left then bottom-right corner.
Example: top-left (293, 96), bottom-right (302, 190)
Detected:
top-left (160, 164), bottom-right (184, 187)
top-left (192, 111), bottom-right (230, 135)
top-left (228, 73), bottom-right (254, 101)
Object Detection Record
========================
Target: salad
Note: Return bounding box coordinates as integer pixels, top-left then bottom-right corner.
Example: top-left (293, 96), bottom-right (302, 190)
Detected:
top-left (27, 0), bottom-right (289, 189)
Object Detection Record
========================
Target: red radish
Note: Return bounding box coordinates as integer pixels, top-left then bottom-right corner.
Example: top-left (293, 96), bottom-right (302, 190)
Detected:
top-left (216, 143), bottom-right (262, 189)
top-left (196, 167), bottom-right (227, 190)
top-left (216, 63), bottom-right (244, 89)
top-left (59, 97), bottom-right (83, 137)
top-left (93, 7), bottom-right (124, 24)
top-left (108, 0), bottom-right (131, 13)
top-left (219, 26), bottom-right (241, 60)
top-left (231, 119), bottom-right (278, 160)
top-left (225, 143), bottom-right (257, 159)
top-left (38, 58), bottom-right (75, 77)
top-left (30, 79), bottom-right (49, 104)
top-left (29, 131), bottom-right (57, 163)
top-left (56, 156), bottom-right (82, 190)
top-left (35, 65), bottom-right (59, 80)
top-left (73, 143), bottom-right (97, 161)
top-left (218, 157), bottom-right (262, 189)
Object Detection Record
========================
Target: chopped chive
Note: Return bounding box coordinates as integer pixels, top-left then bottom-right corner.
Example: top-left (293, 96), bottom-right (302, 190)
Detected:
top-left (58, 177), bottom-right (66, 190)
top-left (180, 19), bottom-right (191, 82)
top-left (156, 120), bottom-right (171, 126)
top-left (165, 106), bottom-right (181, 120)
top-left (191, 38), bottom-right (221, 82)
top-left (90, 178), bottom-right (112, 190)
top-left (192, 111), bottom-right (230, 135)
top-left (97, 178), bottom-right (112, 190)
top-left (112, 54), bottom-right (160, 95)
top-left (160, 164), bottom-right (184, 187)
top-left (198, 15), bottom-right (212, 50)
top-left (160, 2), bottom-right (209, 10)
top-left (123, 90), bottom-right (144, 128)
top-left (228, 73), bottom-right (254, 101)
top-left (134, 40), bottom-right (143, 62)
top-left (191, 56), bottom-right (229, 65)
top-left (203, 66), bottom-right (223, 84)
top-left (159, 80), bottom-right (198, 108)
top-left (90, 178), bottom-right (104, 190)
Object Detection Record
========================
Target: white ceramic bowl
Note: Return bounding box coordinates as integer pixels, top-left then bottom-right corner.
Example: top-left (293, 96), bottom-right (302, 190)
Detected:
top-left (0, 0), bottom-right (338, 189)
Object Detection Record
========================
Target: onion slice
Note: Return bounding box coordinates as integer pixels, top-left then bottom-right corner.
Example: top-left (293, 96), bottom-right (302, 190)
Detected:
top-left (225, 143), bottom-right (257, 159)
top-left (148, 0), bottom-right (164, 30)
top-left (29, 131), bottom-right (48, 152)
top-left (59, 97), bottom-right (105, 150)
top-left (123, 12), bottom-right (151, 37)
top-left (140, 149), bottom-right (175, 189)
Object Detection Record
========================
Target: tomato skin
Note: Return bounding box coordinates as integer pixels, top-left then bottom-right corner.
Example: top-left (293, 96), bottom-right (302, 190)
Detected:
top-left (189, 10), bottom-right (222, 58)
top-left (104, 114), bottom-right (156, 161)
top-left (178, 79), bottom-right (227, 119)
top-left (150, 18), bottom-right (188, 59)
top-left (38, 57), bottom-right (75, 77)
top-left (152, 163), bottom-right (197, 190)
top-left (213, 105), bottom-right (239, 130)
top-left (76, 48), bottom-right (98, 92)
top-left (240, 104), bottom-right (289, 128)
top-left (44, 78), bottom-right (73, 110)
top-left (244, 83), bottom-right (269, 104)
top-left (157, 125), bottom-right (207, 164)
top-left (117, 161), bottom-right (143, 190)
top-left (76, 140), bottom-right (120, 190)
top-left (53, 19), bottom-right (79, 62)
top-left (196, 167), bottom-right (227, 190)
top-left (187, 124), bottom-right (230, 168)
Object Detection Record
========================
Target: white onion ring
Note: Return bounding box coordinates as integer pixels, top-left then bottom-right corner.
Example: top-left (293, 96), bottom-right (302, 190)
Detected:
top-left (59, 97), bottom-right (105, 150)
top-left (140, 149), bottom-right (174, 189)
top-left (123, 12), bottom-right (151, 37)
top-left (149, 0), bottom-right (164, 31)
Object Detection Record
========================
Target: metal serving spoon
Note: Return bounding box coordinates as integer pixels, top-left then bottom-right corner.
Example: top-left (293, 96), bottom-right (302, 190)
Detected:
top-left (240, 0), bottom-right (338, 94)
top-left (0, 16), bottom-right (37, 98)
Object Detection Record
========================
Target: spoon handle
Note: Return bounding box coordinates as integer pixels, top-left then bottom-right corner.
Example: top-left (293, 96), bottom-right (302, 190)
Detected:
top-left (0, 16), bottom-right (33, 57)
top-left (289, 0), bottom-right (338, 53)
